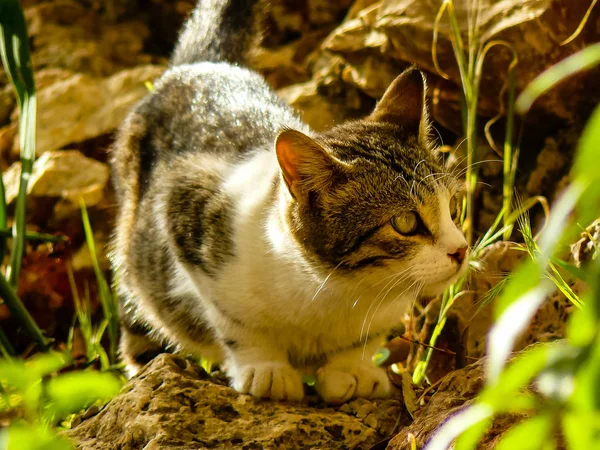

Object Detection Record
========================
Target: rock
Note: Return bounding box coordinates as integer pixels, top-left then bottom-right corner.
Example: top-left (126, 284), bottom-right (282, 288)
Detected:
top-left (386, 355), bottom-right (530, 450)
top-left (64, 354), bottom-right (408, 449)
top-left (319, 0), bottom-right (600, 130)
top-left (570, 219), bottom-right (600, 267)
top-left (71, 234), bottom-right (110, 271)
top-left (3, 150), bottom-right (109, 220)
top-left (24, 1), bottom-right (154, 77)
top-left (17, 65), bottom-right (164, 157)
top-left (253, 28), bottom-right (332, 89)
top-left (278, 80), bottom-right (351, 130)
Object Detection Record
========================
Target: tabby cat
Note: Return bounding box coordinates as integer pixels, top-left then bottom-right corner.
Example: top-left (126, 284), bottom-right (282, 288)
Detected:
top-left (110, 0), bottom-right (469, 403)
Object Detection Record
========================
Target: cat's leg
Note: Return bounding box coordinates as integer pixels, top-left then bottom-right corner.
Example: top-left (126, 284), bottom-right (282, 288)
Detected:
top-left (220, 328), bottom-right (304, 401)
top-left (315, 338), bottom-right (391, 404)
top-left (119, 319), bottom-right (168, 377)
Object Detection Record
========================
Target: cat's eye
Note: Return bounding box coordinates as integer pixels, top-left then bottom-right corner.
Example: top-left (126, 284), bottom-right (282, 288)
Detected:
top-left (391, 211), bottom-right (419, 235)
top-left (449, 196), bottom-right (461, 221)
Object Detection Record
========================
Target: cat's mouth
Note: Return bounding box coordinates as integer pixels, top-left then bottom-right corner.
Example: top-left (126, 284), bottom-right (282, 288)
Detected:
top-left (422, 262), bottom-right (468, 296)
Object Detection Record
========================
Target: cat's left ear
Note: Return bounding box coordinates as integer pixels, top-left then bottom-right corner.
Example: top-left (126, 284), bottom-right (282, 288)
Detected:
top-left (275, 129), bottom-right (346, 200)
top-left (368, 67), bottom-right (430, 144)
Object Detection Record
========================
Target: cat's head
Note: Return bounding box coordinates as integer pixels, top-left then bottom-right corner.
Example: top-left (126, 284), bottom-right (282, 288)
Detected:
top-left (275, 67), bottom-right (468, 297)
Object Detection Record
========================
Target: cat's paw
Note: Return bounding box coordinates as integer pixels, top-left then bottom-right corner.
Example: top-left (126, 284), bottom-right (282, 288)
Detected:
top-left (315, 364), bottom-right (390, 404)
top-left (231, 362), bottom-right (304, 401)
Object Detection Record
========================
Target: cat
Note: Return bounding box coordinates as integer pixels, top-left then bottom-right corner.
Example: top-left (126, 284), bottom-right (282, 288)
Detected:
top-left (110, 0), bottom-right (469, 404)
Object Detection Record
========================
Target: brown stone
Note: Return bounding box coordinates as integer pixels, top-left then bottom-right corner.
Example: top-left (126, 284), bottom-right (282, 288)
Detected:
top-left (64, 354), bottom-right (408, 450)
top-left (21, 65), bottom-right (164, 156)
top-left (387, 356), bottom-right (531, 450)
top-left (319, 0), bottom-right (600, 131)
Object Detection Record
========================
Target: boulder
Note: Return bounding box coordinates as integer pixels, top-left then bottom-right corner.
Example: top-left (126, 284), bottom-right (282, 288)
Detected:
top-left (64, 354), bottom-right (408, 449)
top-left (3, 150), bottom-right (109, 220)
top-left (318, 0), bottom-right (600, 131)
top-left (27, 65), bottom-right (164, 157)
top-left (386, 356), bottom-right (530, 450)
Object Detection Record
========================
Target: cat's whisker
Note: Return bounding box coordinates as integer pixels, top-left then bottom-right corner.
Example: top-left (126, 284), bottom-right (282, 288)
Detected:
top-left (420, 171), bottom-right (449, 190)
top-left (352, 268), bottom-right (411, 311)
top-left (359, 269), bottom-right (413, 343)
top-left (311, 262), bottom-right (344, 302)
top-left (361, 276), bottom-right (409, 358)
top-left (431, 125), bottom-right (444, 146)
top-left (362, 276), bottom-right (420, 358)
top-left (393, 173), bottom-right (411, 190)
top-left (359, 272), bottom-right (406, 338)
top-left (359, 274), bottom-right (404, 341)
top-left (452, 159), bottom-right (504, 179)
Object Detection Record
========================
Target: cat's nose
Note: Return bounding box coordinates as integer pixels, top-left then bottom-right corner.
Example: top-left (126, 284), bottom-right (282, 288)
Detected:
top-left (448, 246), bottom-right (468, 265)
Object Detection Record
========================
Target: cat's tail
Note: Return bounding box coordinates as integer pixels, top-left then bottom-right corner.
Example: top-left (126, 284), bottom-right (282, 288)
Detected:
top-left (170, 0), bottom-right (261, 67)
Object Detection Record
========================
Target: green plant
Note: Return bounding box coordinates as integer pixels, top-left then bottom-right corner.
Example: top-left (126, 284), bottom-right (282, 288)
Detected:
top-left (0, 0), bottom-right (49, 353)
top-left (432, 0), bottom-right (519, 246)
top-left (412, 0), bottom-right (523, 384)
top-left (0, 351), bottom-right (122, 450)
top-left (0, 4), bottom-right (123, 447)
top-left (425, 44), bottom-right (600, 449)
top-left (79, 201), bottom-right (120, 367)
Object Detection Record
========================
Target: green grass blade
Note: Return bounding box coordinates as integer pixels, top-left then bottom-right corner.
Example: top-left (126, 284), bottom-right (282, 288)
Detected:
top-left (516, 43), bottom-right (600, 114)
top-left (0, 0), bottom-right (37, 289)
top-left (0, 228), bottom-right (65, 243)
top-left (496, 414), bottom-right (553, 450)
top-left (0, 275), bottom-right (49, 352)
top-left (79, 200), bottom-right (119, 366)
top-left (424, 404), bottom-right (494, 450)
top-left (503, 61), bottom-right (517, 240)
top-left (0, 327), bottom-right (15, 357)
top-left (0, 172), bottom-right (6, 262)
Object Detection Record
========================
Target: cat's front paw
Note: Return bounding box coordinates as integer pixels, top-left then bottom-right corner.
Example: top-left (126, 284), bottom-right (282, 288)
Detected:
top-left (315, 364), bottom-right (390, 404)
top-left (230, 362), bottom-right (304, 401)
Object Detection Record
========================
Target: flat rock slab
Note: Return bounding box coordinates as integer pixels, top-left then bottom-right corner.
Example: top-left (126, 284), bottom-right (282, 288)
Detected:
top-left (64, 354), bottom-right (408, 449)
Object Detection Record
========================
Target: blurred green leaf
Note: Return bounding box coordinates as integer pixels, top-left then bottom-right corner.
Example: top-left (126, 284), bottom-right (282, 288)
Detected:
top-left (424, 404), bottom-right (494, 450)
top-left (3, 423), bottom-right (72, 450)
top-left (495, 414), bottom-right (553, 450)
top-left (563, 412), bottom-right (600, 450)
top-left (550, 258), bottom-right (590, 284)
top-left (569, 336), bottom-right (600, 412)
top-left (516, 43), bottom-right (600, 114)
top-left (494, 260), bottom-right (541, 317)
top-left (0, 359), bottom-right (31, 393)
top-left (538, 182), bottom-right (585, 263)
top-left (45, 371), bottom-right (122, 420)
top-left (26, 352), bottom-right (71, 379)
top-left (483, 342), bottom-right (566, 403)
top-left (572, 104), bottom-right (600, 234)
top-left (488, 276), bottom-right (553, 384)
top-left (454, 417), bottom-right (491, 450)
top-left (568, 302), bottom-right (597, 348)
top-left (0, 352), bottom-right (71, 415)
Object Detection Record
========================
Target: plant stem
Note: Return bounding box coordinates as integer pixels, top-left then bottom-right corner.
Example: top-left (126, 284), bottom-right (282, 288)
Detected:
top-left (0, 228), bottom-right (65, 243)
top-left (0, 275), bottom-right (49, 352)
top-left (0, 169), bottom-right (6, 262)
top-left (7, 94), bottom-right (36, 288)
top-left (503, 66), bottom-right (516, 240)
top-left (0, 326), bottom-right (15, 357)
top-left (80, 201), bottom-right (119, 365)
top-left (0, 0), bottom-right (38, 289)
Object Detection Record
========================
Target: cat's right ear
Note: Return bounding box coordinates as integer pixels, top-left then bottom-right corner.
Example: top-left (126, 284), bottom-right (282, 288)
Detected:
top-left (368, 67), bottom-right (430, 143)
top-left (275, 129), bottom-right (345, 199)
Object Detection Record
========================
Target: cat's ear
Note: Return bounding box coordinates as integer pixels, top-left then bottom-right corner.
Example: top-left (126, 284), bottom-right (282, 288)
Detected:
top-left (275, 129), bottom-right (344, 199)
top-left (368, 67), bottom-right (430, 142)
